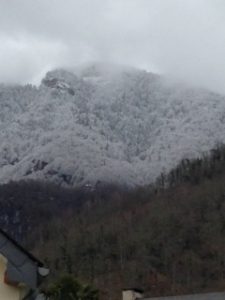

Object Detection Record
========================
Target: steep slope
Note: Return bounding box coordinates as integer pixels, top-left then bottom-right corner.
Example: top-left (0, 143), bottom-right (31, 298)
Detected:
top-left (1, 147), bottom-right (225, 299)
top-left (0, 64), bottom-right (225, 186)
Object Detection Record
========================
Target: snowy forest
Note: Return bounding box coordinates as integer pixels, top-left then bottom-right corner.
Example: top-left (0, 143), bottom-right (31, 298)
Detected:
top-left (1, 65), bottom-right (225, 187)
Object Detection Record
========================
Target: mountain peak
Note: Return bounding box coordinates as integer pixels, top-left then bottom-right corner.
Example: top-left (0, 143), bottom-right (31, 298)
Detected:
top-left (41, 69), bottom-right (81, 95)
top-left (0, 66), bottom-right (225, 186)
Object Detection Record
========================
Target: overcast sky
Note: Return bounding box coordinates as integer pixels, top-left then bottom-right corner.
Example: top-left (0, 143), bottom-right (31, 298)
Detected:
top-left (0, 0), bottom-right (225, 93)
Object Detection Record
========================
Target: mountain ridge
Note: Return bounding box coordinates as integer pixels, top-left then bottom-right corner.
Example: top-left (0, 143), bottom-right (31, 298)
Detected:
top-left (1, 64), bottom-right (225, 186)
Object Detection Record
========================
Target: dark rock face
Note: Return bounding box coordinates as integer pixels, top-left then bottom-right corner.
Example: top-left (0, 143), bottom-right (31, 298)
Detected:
top-left (42, 77), bottom-right (75, 95)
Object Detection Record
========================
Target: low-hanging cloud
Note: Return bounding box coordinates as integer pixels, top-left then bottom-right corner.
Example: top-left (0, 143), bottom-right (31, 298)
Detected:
top-left (0, 0), bottom-right (225, 93)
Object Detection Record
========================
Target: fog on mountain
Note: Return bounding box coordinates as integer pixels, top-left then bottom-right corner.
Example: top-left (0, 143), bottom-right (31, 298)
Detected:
top-left (0, 64), bottom-right (225, 187)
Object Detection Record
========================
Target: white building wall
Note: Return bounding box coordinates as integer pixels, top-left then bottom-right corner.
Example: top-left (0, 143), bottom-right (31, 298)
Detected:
top-left (0, 254), bottom-right (26, 300)
top-left (123, 290), bottom-right (143, 300)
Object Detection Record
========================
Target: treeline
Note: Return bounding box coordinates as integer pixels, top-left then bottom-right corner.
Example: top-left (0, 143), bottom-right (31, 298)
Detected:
top-left (1, 145), bottom-right (225, 299)
top-left (156, 144), bottom-right (225, 188)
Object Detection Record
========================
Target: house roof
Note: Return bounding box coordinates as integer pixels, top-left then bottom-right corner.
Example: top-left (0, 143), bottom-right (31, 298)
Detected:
top-left (142, 292), bottom-right (225, 300)
top-left (0, 228), bottom-right (44, 267)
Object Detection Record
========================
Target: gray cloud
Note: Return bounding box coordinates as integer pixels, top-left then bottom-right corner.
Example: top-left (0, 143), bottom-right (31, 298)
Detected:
top-left (0, 0), bottom-right (224, 93)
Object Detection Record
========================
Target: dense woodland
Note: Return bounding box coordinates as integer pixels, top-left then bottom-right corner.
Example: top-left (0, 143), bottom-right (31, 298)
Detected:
top-left (1, 145), bottom-right (225, 299)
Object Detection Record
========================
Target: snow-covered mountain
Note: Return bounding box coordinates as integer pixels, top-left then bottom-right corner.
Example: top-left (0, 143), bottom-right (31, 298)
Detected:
top-left (1, 63), bottom-right (225, 186)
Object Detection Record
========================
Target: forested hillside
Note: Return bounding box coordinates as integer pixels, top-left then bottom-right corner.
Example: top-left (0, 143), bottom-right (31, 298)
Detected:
top-left (1, 145), bottom-right (225, 299)
top-left (1, 64), bottom-right (225, 186)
